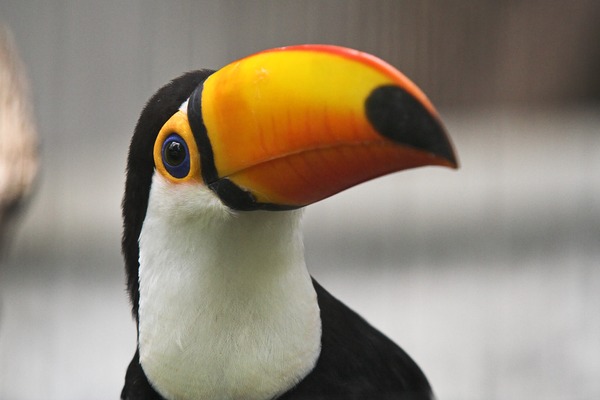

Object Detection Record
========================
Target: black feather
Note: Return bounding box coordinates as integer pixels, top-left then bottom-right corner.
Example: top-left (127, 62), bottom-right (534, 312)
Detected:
top-left (278, 280), bottom-right (432, 400)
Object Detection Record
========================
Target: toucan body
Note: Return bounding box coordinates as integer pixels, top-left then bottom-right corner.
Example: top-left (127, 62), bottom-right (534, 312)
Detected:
top-left (121, 45), bottom-right (456, 400)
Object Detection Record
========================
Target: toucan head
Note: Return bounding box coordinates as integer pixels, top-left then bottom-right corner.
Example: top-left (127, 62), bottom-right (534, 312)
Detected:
top-left (123, 44), bottom-right (457, 315)
top-left (150, 45), bottom-right (455, 210)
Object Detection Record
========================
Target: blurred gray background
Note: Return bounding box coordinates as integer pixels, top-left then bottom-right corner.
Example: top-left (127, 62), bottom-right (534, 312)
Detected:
top-left (1, 1), bottom-right (599, 399)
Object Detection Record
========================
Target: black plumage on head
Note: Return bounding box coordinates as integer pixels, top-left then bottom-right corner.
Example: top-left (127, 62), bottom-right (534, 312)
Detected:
top-left (122, 70), bottom-right (214, 322)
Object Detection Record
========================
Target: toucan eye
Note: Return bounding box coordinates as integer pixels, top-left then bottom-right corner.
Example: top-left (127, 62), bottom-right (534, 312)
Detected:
top-left (162, 134), bottom-right (190, 178)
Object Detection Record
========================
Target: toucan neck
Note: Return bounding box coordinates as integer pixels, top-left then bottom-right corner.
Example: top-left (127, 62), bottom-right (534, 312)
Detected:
top-left (136, 178), bottom-right (320, 400)
top-left (194, 209), bottom-right (307, 284)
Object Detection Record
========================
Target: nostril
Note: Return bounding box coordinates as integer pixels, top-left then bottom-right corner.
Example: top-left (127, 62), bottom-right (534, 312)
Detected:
top-left (365, 85), bottom-right (457, 166)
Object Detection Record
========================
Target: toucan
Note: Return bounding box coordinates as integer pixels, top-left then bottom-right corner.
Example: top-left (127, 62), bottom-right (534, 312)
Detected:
top-left (121, 45), bottom-right (457, 400)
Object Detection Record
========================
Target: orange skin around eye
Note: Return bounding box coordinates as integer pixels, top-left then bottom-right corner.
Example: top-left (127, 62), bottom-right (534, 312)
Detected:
top-left (153, 111), bottom-right (202, 184)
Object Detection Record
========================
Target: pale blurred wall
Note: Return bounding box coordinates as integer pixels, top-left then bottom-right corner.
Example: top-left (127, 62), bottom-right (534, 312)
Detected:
top-left (0, 1), bottom-right (599, 400)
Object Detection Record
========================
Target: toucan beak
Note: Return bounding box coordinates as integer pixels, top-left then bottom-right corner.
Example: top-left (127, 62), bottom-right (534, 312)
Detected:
top-left (189, 44), bottom-right (457, 211)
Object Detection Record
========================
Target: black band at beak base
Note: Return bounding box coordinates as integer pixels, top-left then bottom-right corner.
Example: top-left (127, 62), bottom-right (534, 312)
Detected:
top-left (187, 82), bottom-right (220, 185)
top-left (209, 178), bottom-right (299, 211)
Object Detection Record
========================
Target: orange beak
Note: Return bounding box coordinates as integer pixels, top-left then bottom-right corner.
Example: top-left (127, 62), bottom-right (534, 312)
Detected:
top-left (188, 45), bottom-right (457, 210)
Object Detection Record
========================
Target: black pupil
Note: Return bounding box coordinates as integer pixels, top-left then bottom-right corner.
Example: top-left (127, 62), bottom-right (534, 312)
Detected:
top-left (165, 140), bottom-right (185, 166)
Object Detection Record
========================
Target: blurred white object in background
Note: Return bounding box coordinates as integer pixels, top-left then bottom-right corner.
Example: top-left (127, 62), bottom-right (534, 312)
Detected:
top-left (0, 24), bottom-right (38, 249)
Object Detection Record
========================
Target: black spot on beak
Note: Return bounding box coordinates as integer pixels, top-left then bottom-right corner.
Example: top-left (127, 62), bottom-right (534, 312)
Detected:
top-left (365, 85), bottom-right (456, 166)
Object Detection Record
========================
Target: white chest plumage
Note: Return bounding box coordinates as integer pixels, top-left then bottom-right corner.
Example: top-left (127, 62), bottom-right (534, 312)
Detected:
top-left (137, 175), bottom-right (322, 400)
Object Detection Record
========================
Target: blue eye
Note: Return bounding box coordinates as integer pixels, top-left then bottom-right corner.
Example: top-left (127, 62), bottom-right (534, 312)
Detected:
top-left (162, 134), bottom-right (190, 179)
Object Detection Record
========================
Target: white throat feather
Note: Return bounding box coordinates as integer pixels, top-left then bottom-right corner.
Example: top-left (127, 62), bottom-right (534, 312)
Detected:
top-left (137, 174), bottom-right (321, 400)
